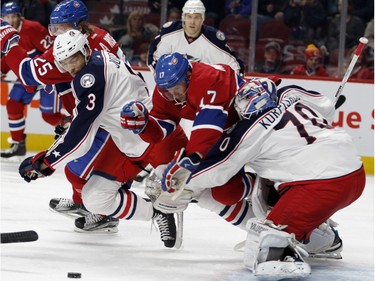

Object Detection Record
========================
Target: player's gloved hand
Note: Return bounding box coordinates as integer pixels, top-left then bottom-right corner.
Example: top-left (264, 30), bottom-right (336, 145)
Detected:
top-left (54, 115), bottom-right (72, 140)
top-left (0, 19), bottom-right (20, 54)
top-left (161, 148), bottom-right (201, 192)
top-left (19, 152), bottom-right (55, 183)
top-left (120, 101), bottom-right (148, 134)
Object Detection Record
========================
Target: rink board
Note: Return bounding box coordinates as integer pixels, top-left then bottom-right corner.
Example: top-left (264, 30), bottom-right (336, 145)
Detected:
top-left (1, 71), bottom-right (374, 174)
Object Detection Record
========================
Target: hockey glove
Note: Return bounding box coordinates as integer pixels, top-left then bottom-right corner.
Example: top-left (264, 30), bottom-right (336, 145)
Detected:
top-left (0, 19), bottom-right (20, 54)
top-left (161, 148), bottom-right (201, 192)
top-left (54, 116), bottom-right (72, 140)
top-left (19, 151), bottom-right (55, 182)
top-left (120, 101), bottom-right (149, 134)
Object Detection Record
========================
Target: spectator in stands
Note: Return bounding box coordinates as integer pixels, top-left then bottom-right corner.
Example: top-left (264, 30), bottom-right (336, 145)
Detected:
top-left (282, 0), bottom-right (328, 43)
top-left (290, 43), bottom-right (329, 77)
top-left (23, 0), bottom-right (55, 28)
top-left (118, 10), bottom-right (158, 62)
top-left (255, 41), bottom-right (284, 74)
top-left (148, 0), bottom-right (185, 13)
top-left (167, 7), bottom-right (182, 22)
top-left (364, 18), bottom-right (374, 50)
top-left (224, 0), bottom-right (251, 19)
top-left (202, 0), bottom-right (226, 27)
top-left (130, 42), bottom-right (149, 67)
top-left (326, 0), bottom-right (365, 52)
top-left (350, 0), bottom-right (374, 24)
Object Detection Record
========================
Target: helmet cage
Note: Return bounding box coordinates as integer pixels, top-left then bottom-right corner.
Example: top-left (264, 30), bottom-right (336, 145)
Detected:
top-left (236, 78), bottom-right (277, 119)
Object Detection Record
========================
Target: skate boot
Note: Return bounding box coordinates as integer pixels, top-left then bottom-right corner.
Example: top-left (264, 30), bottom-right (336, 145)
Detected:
top-left (74, 214), bottom-right (119, 233)
top-left (1, 138), bottom-right (26, 158)
top-left (49, 198), bottom-right (91, 218)
top-left (152, 208), bottom-right (177, 248)
top-left (308, 227), bottom-right (343, 259)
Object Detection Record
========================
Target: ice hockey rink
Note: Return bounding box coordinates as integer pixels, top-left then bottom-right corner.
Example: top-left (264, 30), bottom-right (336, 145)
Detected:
top-left (0, 157), bottom-right (374, 281)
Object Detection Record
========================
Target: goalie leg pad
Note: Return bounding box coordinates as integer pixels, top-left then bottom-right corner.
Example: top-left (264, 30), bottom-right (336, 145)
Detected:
top-left (244, 218), bottom-right (311, 278)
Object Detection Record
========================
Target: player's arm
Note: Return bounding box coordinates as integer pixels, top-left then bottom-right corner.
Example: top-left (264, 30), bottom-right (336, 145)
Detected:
top-left (44, 66), bottom-right (105, 168)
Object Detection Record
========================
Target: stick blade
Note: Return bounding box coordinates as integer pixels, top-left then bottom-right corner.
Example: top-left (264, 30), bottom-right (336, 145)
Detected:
top-left (335, 95), bottom-right (346, 109)
top-left (1, 230), bottom-right (39, 244)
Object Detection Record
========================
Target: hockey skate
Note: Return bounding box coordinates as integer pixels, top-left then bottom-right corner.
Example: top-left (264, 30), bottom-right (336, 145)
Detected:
top-left (49, 198), bottom-right (91, 218)
top-left (308, 227), bottom-right (343, 259)
top-left (1, 138), bottom-right (26, 158)
top-left (153, 208), bottom-right (178, 248)
top-left (74, 214), bottom-right (119, 233)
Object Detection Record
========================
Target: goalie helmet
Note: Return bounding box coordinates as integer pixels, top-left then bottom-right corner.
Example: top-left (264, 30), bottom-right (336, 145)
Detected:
top-left (182, 0), bottom-right (206, 20)
top-left (1, 2), bottom-right (21, 15)
top-left (155, 53), bottom-right (191, 89)
top-left (49, 0), bottom-right (88, 26)
top-left (235, 78), bottom-right (277, 119)
top-left (53, 29), bottom-right (90, 63)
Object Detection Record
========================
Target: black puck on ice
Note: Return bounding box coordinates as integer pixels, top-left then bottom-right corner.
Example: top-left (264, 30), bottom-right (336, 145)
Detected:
top-left (67, 272), bottom-right (81, 278)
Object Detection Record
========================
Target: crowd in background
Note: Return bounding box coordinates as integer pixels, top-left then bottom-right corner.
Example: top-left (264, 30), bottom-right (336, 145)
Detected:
top-left (2, 0), bottom-right (374, 79)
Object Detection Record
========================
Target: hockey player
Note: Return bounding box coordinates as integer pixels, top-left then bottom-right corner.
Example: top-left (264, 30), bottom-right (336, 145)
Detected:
top-left (1, 0), bottom-right (127, 232)
top-left (147, 0), bottom-right (245, 75)
top-left (18, 30), bottom-right (188, 248)
top-left (122, 52), bottom-right (255, 230)
top-left (121, 53), bottom-right (365, 277)
top-left (0, 2), bottom-right (60, 158)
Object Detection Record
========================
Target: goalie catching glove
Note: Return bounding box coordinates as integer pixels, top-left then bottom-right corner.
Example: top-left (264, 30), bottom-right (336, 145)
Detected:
top-left (19, 152), bottom-right (55, 182)
top-left (1, 19), bottom-right (20, 54)
top-left (120, 101), bottom-right (149, 134)
top-left (161, 148), bottom-right (201, 192)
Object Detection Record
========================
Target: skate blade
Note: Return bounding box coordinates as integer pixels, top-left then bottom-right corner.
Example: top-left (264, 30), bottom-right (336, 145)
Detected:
top-left (308, 252), bottom-right (342, 260)
top-left (174, 212), bottom-right (183, 249)
top-left (49, 207), bottom-right (87, 219)
top-left (74, 226), bottom-right (119, 234)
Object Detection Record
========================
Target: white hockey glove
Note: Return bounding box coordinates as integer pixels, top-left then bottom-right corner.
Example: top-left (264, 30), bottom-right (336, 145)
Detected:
top-left (145, 171), bottom-right (193, 214)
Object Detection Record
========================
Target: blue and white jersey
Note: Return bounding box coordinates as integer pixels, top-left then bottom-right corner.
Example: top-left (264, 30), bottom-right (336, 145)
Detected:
top-left (188, 85), bottom-right (362, 190)
top-left (147, 21), bottom-right (245, 75)
top-left (44, 51), bottom-right (152, 168)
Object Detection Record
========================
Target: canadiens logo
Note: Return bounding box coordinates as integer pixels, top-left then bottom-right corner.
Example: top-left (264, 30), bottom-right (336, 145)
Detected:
top-left (80, 74), bottom-right (95, 88)
top-left (171, 57), bottom-right (178, 65)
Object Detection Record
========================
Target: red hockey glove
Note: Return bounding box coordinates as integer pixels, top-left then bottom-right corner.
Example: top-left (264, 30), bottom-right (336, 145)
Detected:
top-left (120, 101), bottom-right (149, 134)
top-left (0, 19), bottom-right (20, 54)
top-left (19, 152), bottom-right (55, 182)
top-left (161, 148), bottom-right (201, 192)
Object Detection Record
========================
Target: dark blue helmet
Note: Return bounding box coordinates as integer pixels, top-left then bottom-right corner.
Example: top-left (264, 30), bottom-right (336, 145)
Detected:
top-left (49, 0), bottom-right (88, 26)
top-left (155, 53), bottom-right (191, 89)
top-left (235, 78), bottom-right (277, 119)
top-left (1, 2), bottom-right (21, 15)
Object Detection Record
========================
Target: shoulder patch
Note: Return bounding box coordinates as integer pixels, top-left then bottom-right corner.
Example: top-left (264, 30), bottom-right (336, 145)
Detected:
top-left (216, 31), bottom-right (226, 41)
top-left (80, 74), bottom-right (95, 88)
top-left (163, 21), bottom-right (173, 28)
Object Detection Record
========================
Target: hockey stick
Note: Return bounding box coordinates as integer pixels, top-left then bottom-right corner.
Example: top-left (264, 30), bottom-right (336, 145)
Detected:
top-left (1, 230), bottom-right (38, 243)
top-left (334, 37), bottom-right (368, 109)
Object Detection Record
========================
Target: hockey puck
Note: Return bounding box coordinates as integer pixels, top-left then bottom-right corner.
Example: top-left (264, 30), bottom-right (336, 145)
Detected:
top-left (67, 272), bottom-right (81, 278)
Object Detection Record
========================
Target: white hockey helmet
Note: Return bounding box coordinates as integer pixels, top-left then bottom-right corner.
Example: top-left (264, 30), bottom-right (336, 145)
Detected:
top-left (53, 29), bottom-right (91, 63)
top-left (182, 0), bottom-right (206, 20)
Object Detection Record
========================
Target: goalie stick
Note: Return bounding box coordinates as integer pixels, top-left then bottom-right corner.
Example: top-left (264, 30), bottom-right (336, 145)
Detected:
top-left (334, 37), bottom-right (368, 109)
top-left (1, 230), bottom-right (38, 244)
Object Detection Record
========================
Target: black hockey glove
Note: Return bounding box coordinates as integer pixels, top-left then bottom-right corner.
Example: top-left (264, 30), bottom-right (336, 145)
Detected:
top-left (19, 152), bottom-right (55, 182)
top-left (54, 116), bottom-right (72, 140)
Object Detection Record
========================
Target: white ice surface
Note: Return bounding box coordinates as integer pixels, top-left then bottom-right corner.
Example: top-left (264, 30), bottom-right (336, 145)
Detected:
top-left (1, 157), bottom-right (374, 281)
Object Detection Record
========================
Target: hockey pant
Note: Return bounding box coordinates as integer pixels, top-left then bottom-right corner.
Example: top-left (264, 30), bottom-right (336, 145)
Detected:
top-left (82, 127), bottom-right (188, 218)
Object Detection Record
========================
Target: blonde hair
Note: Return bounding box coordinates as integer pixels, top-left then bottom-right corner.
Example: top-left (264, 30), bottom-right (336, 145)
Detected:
top-left (126, 10), bottom-right (144, 36)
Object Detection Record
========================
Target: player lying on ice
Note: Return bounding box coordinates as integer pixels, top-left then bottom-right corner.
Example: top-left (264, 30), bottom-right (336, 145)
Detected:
top-left (120, 52), bottom-right (366, 279)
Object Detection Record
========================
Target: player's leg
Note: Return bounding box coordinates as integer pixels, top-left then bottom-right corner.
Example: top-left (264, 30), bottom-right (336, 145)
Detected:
top-left (1, 84), bottom-right (31, 158)
top-left (39, 88), bottom-right (66, 126)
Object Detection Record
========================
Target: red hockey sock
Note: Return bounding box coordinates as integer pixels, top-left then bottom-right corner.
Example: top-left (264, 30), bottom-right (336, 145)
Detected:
top-left (6, 99), bottom-right (25, 142)
top-left (42, 112), bottom-right (67, 127)
top-left (64, 165), bottom-right (87, 204)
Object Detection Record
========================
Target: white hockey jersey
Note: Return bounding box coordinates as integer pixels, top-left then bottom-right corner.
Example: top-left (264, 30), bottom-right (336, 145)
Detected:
top-left (44, 51), bottom-right (152, 168)
top-left (189, 85), bottom-right (363, 190)
top-left (147, 21), bottom-right (245, 74)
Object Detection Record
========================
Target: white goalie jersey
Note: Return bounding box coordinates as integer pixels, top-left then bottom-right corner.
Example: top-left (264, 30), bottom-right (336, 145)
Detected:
top-left (188, 85), bottom-right (363, 190)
